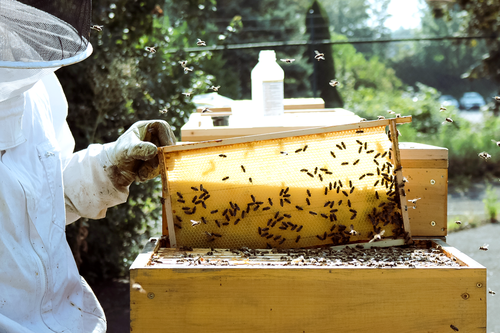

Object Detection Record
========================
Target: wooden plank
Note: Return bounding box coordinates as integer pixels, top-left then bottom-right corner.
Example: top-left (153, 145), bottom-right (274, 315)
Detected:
top-left (130, 262), bottom-right (486, 333)
top-left (171, 116), bottom-right (412, 153)
top-left (401, 159), bottom-right (448, 169)
top-left (389, 119), bottom-right (412, 241)
top-left (434, 239), bottom-right (485, 269)
top-left (399, 142), bottom-right (448, 160)
top-left (404, 168), bottom-right (447, 237)
top-left (157, 149), bottom-right (177, 245)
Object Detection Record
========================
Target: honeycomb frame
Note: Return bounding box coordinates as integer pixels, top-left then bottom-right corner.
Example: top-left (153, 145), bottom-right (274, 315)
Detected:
top-left (158, 117), bottom-right (412, 249)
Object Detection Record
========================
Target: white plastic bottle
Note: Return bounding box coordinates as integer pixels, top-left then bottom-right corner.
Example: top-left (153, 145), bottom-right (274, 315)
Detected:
top-left (251, 50), bottom-right (284, 117)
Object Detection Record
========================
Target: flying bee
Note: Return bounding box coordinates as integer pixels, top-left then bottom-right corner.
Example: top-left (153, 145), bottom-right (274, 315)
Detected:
top-left (190, 220), bottom-right (201, 226)
top-left (377, 116), bottom-right (385, 120)
top-left (314, 50), bottom-right (325, 61)
top-left (179, 60), bottom-right (188, 67)
top-left (439, 105), bottom-right (446, 112)
top-left (408, 198), bottom-right (421, 204)
top-left (369, 229), bottom-right (385, 243)
top-left (197, 38), bottom-right (206, 46)
top-left (329, 80), bottom-right (339, 87)
top-left (489, 288), bottom-right (496, 295)
top-left (145, 46), bottom-right (156, 53)
top-left (280, 58), bottom-right (296, 63)
top-left (442, 117), bottom-right (453, 124)
top-left (479, 244), bottom-right (489, 251)
top-left (90, 24), bottom-right (103, 32)
top-left (455, 220), bottom-right (461, 225)
top-left (478, 151), bottom-right (491, 160)
top-left (159, 107), bottom-right (168, 114)
top-left (182, 92), bottom-right (192, 97)
top-left (387, 109), bottom-right (395, 114)
top-left (201, 107), bottom-right (212, 113)
top-left (494, 96), bottom-right (500, 101)
top-left (210, 85), bottom-right (221, 92)
top-left (184, 66), bottom-right (193, 74)
top-left (349, 224), bottom-right (358, 235)
top-left (491, 139), bottom-right (500, 147)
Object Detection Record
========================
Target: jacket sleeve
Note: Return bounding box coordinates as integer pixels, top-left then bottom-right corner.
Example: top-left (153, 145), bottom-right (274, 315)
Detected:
top-left (63, 144), bottom-right (129, 224)
top-left (41, 73), bottom-right (129, 224)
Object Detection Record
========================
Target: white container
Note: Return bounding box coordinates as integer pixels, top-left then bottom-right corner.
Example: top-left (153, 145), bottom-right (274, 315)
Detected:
top-left (251, 50), bottom-right (284, 117)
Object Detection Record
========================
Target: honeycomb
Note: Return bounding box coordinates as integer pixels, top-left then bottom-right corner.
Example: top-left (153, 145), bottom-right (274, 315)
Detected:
top-left (161, 124), bottom-right (405, 249)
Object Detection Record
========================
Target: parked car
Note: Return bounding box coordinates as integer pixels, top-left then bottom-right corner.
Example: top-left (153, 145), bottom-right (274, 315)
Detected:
top-left (459, 92), bottom-right (486, 110)
top-left (438, 95), bottom-right (460, 109)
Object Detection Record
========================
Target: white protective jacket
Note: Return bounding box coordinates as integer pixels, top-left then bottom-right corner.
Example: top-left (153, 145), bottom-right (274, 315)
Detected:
top-left (0, 72), bottom-right (128, 332)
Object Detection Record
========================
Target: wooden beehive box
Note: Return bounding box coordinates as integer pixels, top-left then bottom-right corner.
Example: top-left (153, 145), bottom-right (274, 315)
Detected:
top-left (130, 118), bottom-right (486, 333)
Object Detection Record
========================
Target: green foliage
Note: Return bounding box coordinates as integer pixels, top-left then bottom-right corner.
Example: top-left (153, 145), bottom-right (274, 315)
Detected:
top-left (483, 184), bottom-right (500, 223)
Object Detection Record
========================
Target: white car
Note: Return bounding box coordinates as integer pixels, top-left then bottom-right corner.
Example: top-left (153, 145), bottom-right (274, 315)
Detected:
top-left (459, 92), bottom-right (486, 110)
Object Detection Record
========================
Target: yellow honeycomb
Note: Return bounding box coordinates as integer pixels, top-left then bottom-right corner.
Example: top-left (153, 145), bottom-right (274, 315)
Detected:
top-left (161, 125), bottom-right (404, 249)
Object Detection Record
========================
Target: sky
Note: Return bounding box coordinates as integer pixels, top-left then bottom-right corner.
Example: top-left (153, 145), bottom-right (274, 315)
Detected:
top-left (384, 0), bottom-right (423, 31)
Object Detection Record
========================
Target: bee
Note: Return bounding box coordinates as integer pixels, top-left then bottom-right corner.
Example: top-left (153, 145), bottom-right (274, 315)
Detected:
top-left (369, 229), bottom-right (385, 243)
top-left (191, 220), bottom-right (201, 226)
top-left (455, 220), bottom-right (461, 225)
top-left (249, 178), bottom-right (253, 183)
top-left (145, 46), bottom-right (156, 53)
top-left (196, 38), bottom-right (206, 46)
top-left (479, 244), bottom-right (489, 251)
top-left (222, 176), bottom-right (229, 181)
top-left (353, 159), bottom-right (360, 165)
top-left (210, 85), bottom-right (221, 92)
top-left (442, 117), bottom-right (453, 124)
top-left (295, 235), bottom-right (301, 242)
top-left (215, 220), bottom-right (221, 228)
top-left (280, 151), bottom-right (288, 155)
top-left (295, 148), bottom-right (303, 153)
top-left (341, 162), bottom-right (349, 166)
top-left (329, 80), bottom-right (339, 87)
top-left (330, 151), bottom-right (336, 158)
top-left (377, 116), bottom-right (385, 120)
top-left (182, 92), bottom-right (192, 97)
top-left (234, 218), bottom-right (241, 225)
top-left (408, 198), bottom-right (421, 204)
top-left (90, 25), bottom-right (103, 32)
top-left (387, 110), bottom-right (395, 114)
top-left (296, 225), bottom-right (303, 232)
top-left (159, 107), bottom-right (168, 114)
top-left (201, 107), bottom-right (212, 113)
top-left (306, 198), bottom-right (311, 205)
top-left (279, 238), bottom-right (286, 245)
top-left (179, 60), bottom-right (188, 67)
top-left (268, 198), bottom-right (273, 206)
top-left (314, 50), bottom-right (325, 61)
top-left (450, 324), bottom-right (459, 332)
top-left (489, 288), bottom-right (496, 295)
top-left (439, 105), bottom-right (446, 112)
top-left (349, 224), bottom-right (358, 235)
top-left (494, 96), bottom-right (500, 101)
top-left (184, 66), bottom-right (193, 74)
top-left (309, 211), bottom-right (317, 216)
top-left (491, 139), bottom-right (500, 147)
top-left (359, 174), bottom-right (366, 180)
top-left (219, 154), bottom-right (227, 158)
top-left (303, 145), bottom-right (308, 151)
top-left (295, 205), bottom-right (303, 211)
top-left (280, 58), bottom-right (296, 63)
top-left (478, 151), bottom-right (491, 160)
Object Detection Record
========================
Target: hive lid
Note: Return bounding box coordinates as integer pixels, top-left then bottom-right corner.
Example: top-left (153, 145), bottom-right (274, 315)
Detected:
top-left (158, 117), bottom-right (412, 249)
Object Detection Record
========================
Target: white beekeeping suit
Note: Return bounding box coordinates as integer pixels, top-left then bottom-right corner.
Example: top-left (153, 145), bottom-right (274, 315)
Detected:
top-left (0, 1), bottom-right (176, 332)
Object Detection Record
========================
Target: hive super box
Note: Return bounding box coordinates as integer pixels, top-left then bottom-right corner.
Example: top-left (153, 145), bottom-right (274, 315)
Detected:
top-left (130, 118), bottom-right (486, 332)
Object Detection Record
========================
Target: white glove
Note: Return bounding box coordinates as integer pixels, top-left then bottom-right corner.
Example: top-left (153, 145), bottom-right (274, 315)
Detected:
top-left (103, 120), bottom-right (176, 189)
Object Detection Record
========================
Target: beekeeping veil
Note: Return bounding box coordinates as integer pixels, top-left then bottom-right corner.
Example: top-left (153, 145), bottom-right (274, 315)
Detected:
top-left (0, 0), bottom-right (92, 148)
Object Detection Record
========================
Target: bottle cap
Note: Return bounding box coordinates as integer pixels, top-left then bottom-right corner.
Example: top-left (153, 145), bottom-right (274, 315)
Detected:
top-left (259, 50), bottom-right (276, 62)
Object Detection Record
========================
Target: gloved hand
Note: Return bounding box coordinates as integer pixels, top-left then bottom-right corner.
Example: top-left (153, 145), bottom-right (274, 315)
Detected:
top-left (103, 120), bottom-right (176, 189)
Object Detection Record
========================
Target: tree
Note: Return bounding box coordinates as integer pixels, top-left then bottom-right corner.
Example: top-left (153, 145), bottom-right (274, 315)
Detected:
top-left (305, 0), bottom-right (343, 108)
top-left (58, 0), bottom-right (219, 283)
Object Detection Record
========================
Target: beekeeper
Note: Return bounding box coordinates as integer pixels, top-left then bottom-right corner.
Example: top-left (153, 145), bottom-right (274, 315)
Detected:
top-left (0, 1), bottom-right (175, 332)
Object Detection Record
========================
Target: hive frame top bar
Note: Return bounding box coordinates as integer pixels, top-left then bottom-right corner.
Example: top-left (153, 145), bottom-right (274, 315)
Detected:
top-left (160, 116), bottom-right (412, 153)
